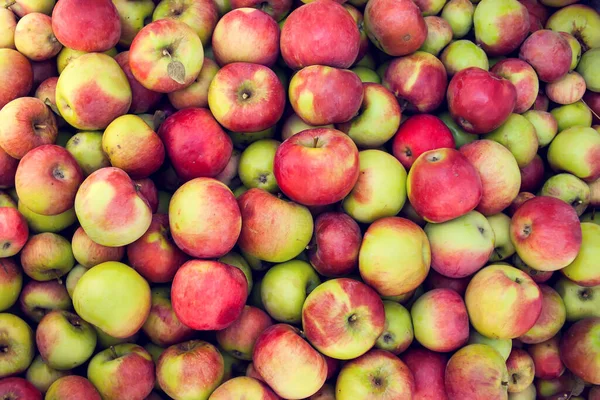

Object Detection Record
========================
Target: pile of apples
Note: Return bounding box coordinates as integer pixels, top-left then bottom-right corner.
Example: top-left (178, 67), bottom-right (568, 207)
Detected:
top-left (0, 0), bottom-right (600, 398)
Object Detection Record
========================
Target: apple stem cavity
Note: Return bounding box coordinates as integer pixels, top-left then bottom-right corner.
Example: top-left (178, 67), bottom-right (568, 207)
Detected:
top-left (109, 346), bottom-right (118, 359)
top-left (3, 0), bottom-right (16, 8)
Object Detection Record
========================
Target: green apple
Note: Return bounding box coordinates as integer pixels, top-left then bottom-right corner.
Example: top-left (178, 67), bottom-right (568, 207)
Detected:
top-left (0, 258), bottom-right (22, 312)
top-left (343, 150), bottom-right (407, 223)
top-left (559, 32), bottom-right (582, 71)
top-left (237, 139), bottom-right (280, 193)
top-left (261, 260), bottom-right (320, 323)
top-left (25, 355), bottom-right (70, 393)
top-left (350, 67), bottom-right (381, 83)
top-left (229, 127), bottom-right (275, 149)
top-left (355, 53), bottom-right (376, 69)
top-left (18, 280), bottom-right (72, 323)
top-left (487, 213), bottom-right (515, 262)
top-left (375, 301), bottom-right (414, 355)
top-left (65, 131), bottom-right (111, 176)
top-left (439, 111), bottom-right (478, 147)
top-left (484, 114), bottom-right (539, 168)
top-left (218, 251), bottom-right (253, 293)
top-left (550, 101), bottom-right (593, 132)
top-left (467, 330), bottom-right (512, 361)
top-left (73, 261), bottom-right (151, 338)
top-left (522, 110), bottom-right (558, 148)
top-left (577, 48), bottom-right (600, 92)
top-left (0, 191), bottom-right (16, 208)
top-left (94, 326), bottom-right (139, 349)
top-left (548, 127), bottom-right (600, 182)
top-left (65, 264), bottom-right (88, 299)
top-left (540, 173), bottom-right (591, 216)
top-left (56, 46), bottom-right (117, 74)
top-left (112, 0), bottom-right (155, 47)
top-left (20, 233), bottom-right (75, 281)
top-left (18, 201), bottom-right (76, 233)
top-left (280, 113), bottom-right (334, 141)
top-left (441, 0), bottom-right (474, 39)
top-left (555, 277), bottom-right (600, 321)
top-left (419, 16), bottom-right (453, 56)
top-left (232, 185), bottom-right (248, 198)
top-left (0, 313), bottom-right (34, 378)
top-left (561, 223), bottom-right (600, 287)
top-left (441, 40), bottom-right (489, 76)
top-left (508, 384), bottom-right (536, 400)
top-left (581, 211), bottom-right (600, 224)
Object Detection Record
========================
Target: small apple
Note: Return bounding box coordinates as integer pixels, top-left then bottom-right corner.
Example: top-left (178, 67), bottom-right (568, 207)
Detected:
top-left (46, 376), bottom-right (101, 400)
top-left (555, 277), bottom-right (600, 321)
top-left (520, 285), bottom-right (566, 344)
top-left (491, 58), bottom-right (540, 113)
top-left (506, 348), bottom-right (535, 393)
top-left (18, 280), bottom-right (71, 323)
top-left (167, 58), bottom-right (219, 109)
top-left (238, 139), bottom-right (280, 193)
top-left (0, 207), bottom-right (28, 258)
top-left (25, 355), bottom-right (70, 393)
top-left (467, 331), bottom-right (512, 361)
top-left (560, 317), bottom-right (600, 384)
top-left (14, 12), bottom-right (62, 61)
top-left (483, 114), bottom-right (539, 168)
top-left (141, 286), bottom-right (194, 347)
top-left (522, 110), bottom-right (557, 148)
top-left (375, 301), bottom-right (413, 355)
top-left (441, 40), bottom-right (489, 76)
top-left (540, 173), bottom-right (590, 216)
top-left (65, 131), bottom-right (111, 176)
top-left (112, 0), bottom-right (155, 47)
top-left (20, 233), bottom-right (75, 281)
top-left (551, 100), bottom-right (593, 131)
top-left (0, 313), bottom-right (34, 378)
top-left (546, 71), bottom-right (586, 105)
top-left (548, 126), bottom-right (600, 183)
top-left (488, 213), bottom-right (516, 262)
top-left (216, 306), bottom-right (273, 360)
top-left (71, 227), bottom-right (124, 269)
top-left (419, 16), bottom-right (453, 56)
top-left (441, 0), bottom-right (474, 39)
top-left (65, 264), bottom-right (87, 299)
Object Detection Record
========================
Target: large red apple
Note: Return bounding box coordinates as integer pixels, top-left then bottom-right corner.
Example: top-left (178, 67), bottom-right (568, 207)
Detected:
top-left (402, 348), bottom-right (448, 400)
top-left (0, 378), bottom-right (41, 400)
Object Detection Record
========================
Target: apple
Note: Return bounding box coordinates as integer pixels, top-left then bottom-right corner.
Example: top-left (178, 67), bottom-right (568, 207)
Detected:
top-left (473, 0), bottom-right (530, 56)
top-left (359, 217), bottom-right (431, 297)
top-left (25, 355), bottom-right (69, 393)
top-left (65, 131), bottom-right (111, 176)
top-left (407, 148), bottom-right (482, 223)
top-left (490, 58), bottom-right (539, 113)
top-left (577, 48), bottom-right (600, 93)
top-left (342, 149), bottom-right (407, 223)
top-left (540, 173), bottom-right (590, 216)
top-left (0, 148), bottom-right (18, 189)
top-left (71, 227), bottom-right (124, 269)
top-left (519, 30), bottom-right (571, 83)
top-left (560, 317), bottom-right (600, 384)
top-left (141, 286), bottom-right (194, 347)
top-left (425, 269), bottom-right (471, 296)
top-left (0, 259), bottom-right (21, 312)
top-left (34, 76), bottom-right (59, 117)
top-left (0, 207), bottom-right (28, 258)
top-left (551, 100), bottom-right (593, 131)
top-left (467, 331), bottom-right (512, 361)
top-left (216, 306), bottom-right (272, 360)
top-left (535, 373), bottom-right (574, 398)
top-left (506, 348), bottom-right (535, 393)
top-left (230, 0), bottom-right (291, 21)
top-left (280, 0), bottom-right (359, 69)
top-left (487, 213), bottom-right (516, 262)
top-left (420, 16), bottom-right (453, 56)
top-left (506, 192), bottom-right (536, 216)
top-left (445, 344), bottom-right (509, 399)
top-left (441, 0), bottom-right (474, 39)
top-left (153, 0), bottom-right (218, 46)
top-left (561, 222), bottom-right (600, 286)
top-left (218, 251), bottom-right (253, 292)
top-left (112, 0), bottom-right (155, 47)
top-left (73, 261), bottom-right (151, 338)
top-left (546, 71), bottom-right (586, 105)
top-left (209, 376), bottom-right (278, 400)
top-left (253, 324), bottom-right (327, 399)
top-left (261, 260), bottom-right (320, 323)
top-left (522, 110), bottom-right (557, 149)
top-left (20, 233), bottom-right (74, 281)
top-left (384, 51), bottom-right (447, 113)
top-left (534, 90), bottom-right (550, 111)
top-left (0, 49), bottom-right (32, 109)
top-left (46, 376), bottom-right (101, 400)
top-left (18, 280), bottom-right (71, 323)
top-left (375, 301), bottom-right (413, 355)
top-left (280, 113), bottom-right (333, 141)
top-left (158, 108), bottom-right (233, 181)
top-left (559, 32), bottom-right (582, 71)
top-left (56, 46), bottom-right (117, 74)
top-left (0, 8), bottom-right (16, 49)
top-left (402, 348), bottom-right (447, 400)
top-left (94, 326), bottom-right (139, 350)
top-left (307, 212), bottom-right (361, 277)
top-left (87, 344), bottom-right (154, 400)
top-left (0, 378), bottom-right (41, 400)
top-left (129, 19), bottom-right (204, 93)
top-left (237, 188), bottom-right (313, 262)
top-left (520, 285), bottom-right (566, 344)
top-left (555, 277), bottom-right (600, 321)
top-left (168, 58), bottom-right (219, 109)
top-left (441, 40), bottom-right (489, 77)
top-left (65, 264), bottom-right (87, 298)
top-left (548, 126), bottom-right (600, 182)
top-left (546, 4), bottom-right (600, 51)
top-left (36, 310), bottom-right (96, 370)
top-left (336, 349), bottom-right (415, 400)
top-left (133, 178), bottom-right (158, 213)
top-left (520, 0), bottom-right (549, 32)
top-left (439, 112), bottom-right (480, 148)
top-left (0, 313), bottom-right (34, 378)
top-left (237, 139), bottom-right (279, 193)
top-left (289, 66), bottom-right (363, 125)
top-left (114, 52), bottom-right (163, 114)
top-left (364, 0), bottom-right (426, 56)
top-left (0, 192), bottom-right (16, 208)
top-left (14, 12), bottom-right (61, 61)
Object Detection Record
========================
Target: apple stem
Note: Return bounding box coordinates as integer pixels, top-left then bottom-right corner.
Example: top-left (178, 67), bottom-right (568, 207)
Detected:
top-left (109, 346), bottom-right (118, 359)
top-left (3, 0), bottom-right (16, 8)
top-left (162, 49), bottom-right (172, 59)
top-left (34, 124), bottom-right (47, 130)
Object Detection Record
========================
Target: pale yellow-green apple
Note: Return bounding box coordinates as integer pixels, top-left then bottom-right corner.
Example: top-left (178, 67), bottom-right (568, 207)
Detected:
top-left (18, 202), bottom-right (76, 234)
top-left (0, 49), bottom-right (32, 110)
top-left (141, 286), bottom-right (194, 348)
top-left (558, 32), bottom-right (582, 71)
top-left (441, 40), bottom-right (489, 76)
top-left (577, 48), bottom-right (600, 91)
top-left (551, 101), bottom-right (593, 131)
top-left (0, 259), bottom-right (21, 312)
top-left (74, 167), bottom-right (152, 247)
top-left (168, 57), bottom-right (219, 109)
top-left (375, 301), bottom-right (413, 355)
top-left (169, 177), bottom-right (241, 258)
top-left (71, 227), bottom-right (124, 269)
top-left (0, 192), bottom-right (16, 208)
top-left (468, 331), bottom-right (512, 361)
top-left (14, 12), bottom-right (61, 61)
top-left (419, 16), bottom-right (453, 56)
top-left (25, 355), bottom-right (69, 393)
top-left (0, 313), bottom-right (34, 378)
top-left (359, 217), bottom-right (431, 297)
top-left (546, 72), bottom-right (586, 105)
top-left (351, 67), bottom-right (380, 83)
top-left (473, 0), bottom-right (529, 56)
top-left (87, 344), bottom-right (154, 400)
top-left (15, 145), bottom-right (83, 216)
top-left (261, 260), bottom-right (320, 323)
top-left (546, 4), bottom-right (600, 51)
top-left (308, 211), bottom-right (362, 277)
top-left (35, 310), bottom-right (96, 370)
top-left (555, 276), bottom-right (600, 321)
top-left (522, 110), bottom-right (558, 148)
top-left (401, 348), bottom-right (447, 399)
top-left (343, 149), bottom-right (407, 223)
top-left (65, 265), bottom-right (87, 299)
top-left (510, 196), bottom-right (582, 271)
top-left (561, 223), bottom-right (600, 286)
top-left (540, 173), bottom-right (590, 216)
top-left (129, 19), bottom-right (204, 93)
top-left (171, 260), bottom-right (247, 330)
top-left (238, 139), bottom-right (280, 193)
top-left (441, 0), bottom-right (474, 39)
top-left (216, 306), bottom-right (273, 360)
top-left (73, 261), bottom-right (151, 338)
top-left (438, 111), bottom-right (478, 148)
top-left (335, 349), bottom-right (415, 400)
top-left (506, 348), bottom-right (535, 393)
top-left (466, 264), bottom-right (543, 339)
top-left (218, 251), bottom-right (253, 292)
top-left (491, 58), bottom-right (539, 113)
top-left (209, 376), bottom-right (279, 400)
top-left (560, 317), bottom-right (600, 384)
top-left (56, 53), bottom-right (131, 130)
top-left (425, 211), bottom-right (495, 278)
top-left (253, 324), bottom-right (327, 399)
top-left (20, 233), bottom-right (74, 281)
top-left (483, 114), bottom-right (538, 168)
top-left (0, 8), bottom-right (16, 49)
top-left (0, 207), bottom-right (28, 258)
top-left (488, 213), bottom-right (516, 262)
top-left (111, 0), bottom-right (155, 47)
top-left (0, 97), bottom-right (57, 160)
top-left (237, 188), bottom-right (313, 262)
top-left (548, 126), bottom-right (600, 182)
top-left (65, 131), bottom-right (111, 176)
top-left (445, 344), bottom-right (509, 399)
top-left (153, 0), bottom-right (218, 46)
top-left (529, 335), bottom-right (565, 379)
top-left (302, 278), bottom-right (385, 360)
top-left (337, 83), bottom-right (401, 149)
top-left (407, 148), bottom-right (482, 222)
top-left (18, 280), bottom-right (71, 323)
top-left (56, 47), bottom-right (118, 74)
top-left (413, 0), bottom-right (446, 15)
top-left (519, 285), bottom-right (566, 344)
top-left (411, 288), bottom-right (470, 352)
top-left (519, 29), bottom-right (572, 83)
top-left (280, 113), bottom-right (333, 141)
top-left (46, 376), bottom-right (101, 400)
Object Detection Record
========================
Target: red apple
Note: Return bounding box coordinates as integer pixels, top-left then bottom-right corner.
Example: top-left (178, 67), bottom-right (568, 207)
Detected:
top-left (34, 76), bottom-right (59, 116)
top-left (506, 191), bottom-right (535, 216)
top-left (0, 207), bottom-right (29, 258)
top-left (0, 148), bottom-right (18, 189)
top-left (560, 317), bottom-right (600, 384)
top-left (216, 305), bottom-right (273, 360)
top-left (0, 378), bottom-right (41, 400)
top-left (134, 178), bottom-right (158, 213)
top-left (30, 59), bottom-right (58, 92)
top-left (534, 90), bottom-right (550, 111)
top-left (505, 348), bottom-right (535, 393)
top-left (0, 48), bottom-right (33, 109)
top-left (425, 269), bottom-right (470, 296)
top-left (520, 154), bottom-right (545, 193)
top-left (529, 335), bottom-right (565, 379)
top-left (167, 58), bottom-right (219, 110)
top-left (14, 12), bottom-right (62, 62)
top-left (473, 0), bottom-right (530, 56)
top-left (520, 285), bottom-right (566, 344)
top-left (519, 29), bottom-right (572, 83)
top-left (71, 227), bottom-right (124, 268)
top-left (343, 4), bottom-right (368, 63)
top-left (114, 51), bottom-right (163, 114)
top-left (46, 376), bottom-right (101, 400)
top-left (141, 286), bottom-right (195, 347)
top-left (402, 348), bottom-right (448, 400)
top-left (491, 58), bottom-right (539, 114)
top-left (519, 0), bottom-right (549, 33)
top-left (231, 0), bottom-right (291, 21)
top-left (584, 91), bottom-right (600, 125)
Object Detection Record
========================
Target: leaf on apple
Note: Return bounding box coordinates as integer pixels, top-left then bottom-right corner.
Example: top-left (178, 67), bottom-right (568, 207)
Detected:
top-left (568, 377), bottom-right (585, 398)
top-left (167, 61), bottom-right (186, 85)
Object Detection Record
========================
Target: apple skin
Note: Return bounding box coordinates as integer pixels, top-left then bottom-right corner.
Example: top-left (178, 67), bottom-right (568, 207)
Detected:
top-left (65, 265), bottom-right (87, 299)
top-left (15, 145), bottom-right (83, 216)
top-left (519, 154), bottom-right (545, 193)
top-left (336, 349), bottom-right (415, 400)
top-left (0, 259), bottom-right (22, 312)
top-left (359, 217), bottom-right (431, 297)
top-left (65, 131), bottom-right (111, 177)
top-left (441, 0), bottom-right (474, 40)
top-left (0, 148), bottom-right (18, 189)
top-left (46, 376), bottom-right (101, 400)
top-left (0, 49), bottom-right (32, 110)
top-left (0, 313), bottom-right (35, 378)
top-left (281, 113), bottom-right (334, 141)
top-left (365, 0), bottom-right (426, 56)
top-left (172, 260), bottom-right (247, 330)
top-left (487, 213), bottom-right (516, 262)
top-left (168, 58), bottom-right (219, 110)
top-left (0, 97), bottom-right (57, 160)
top-left (411, 288), bottom-right (469, 352)
top-left (19, 202), bottom-right (76, 234)
top-left (302, 278), bottom-right (385, 360)
top-left (425, 269), bottom-right (470, 296)
top-left (288, 66), bottom-right (363, 126)
top-left (548, 126), bottom-right (600, 183)
top-left (141, 286), bottom-right (195, 347)
top-left (473, 0), bottom-right (530, 56)
top-left (0, 207), bottom-right (29, 258)
top-left (541, 173), bottom-right (590, 216)
top-left (73, 261), bottom-right (151, 338)
top-left (384, 51), bottom-right (447, 113)
top-left (560, 317), bottom-right (600, 384)
top-left (253, 324), bottom-right (327, 399)
top-left (546, 4), bottom-right (600, 51)
top-left (153, 0), bottom-right (218, 46)
top-left (216, 306), bottom-right (273, 360)
top-left (36, 310), bottom-right (96, 370)
top-left (112, 0), bottom-right (155, 47)
top-left (520, 285), bottom-right (566, 344)
top-left (561, 223), bottom-right (600, 286)
top-left (218, 251), bottom-right (253, 293)
top-left (407, 148), bottom-right (483, 223)
top-left (18, 280), bottom-right (71, 323)
top-left (420, 16), bottom-right (453, 56)
top-left (280, 0), bottom-right (359, 69)
top-left (546, 72), bottom-right (586, 105)
top-left (510, 196), bottom-right (582, 271)
top-left (231, 0), bottom-right (291, 21)
top-left (129, 19), bottom-right (204, 93)
top-left (0, 378), bottom-right (41, 400)
top-left (133, 178), bottom-right (158, 213)
top-left (402, 348), bottom-right (448, 400)
top-left (506, 192), bottom-right (535, 217)
top-left (467, 331), bottom-right (512, 361)
top-left (56, 53), bottom-right (132, 131)
top-left (440, 40), bottom-right (489, 77)
top-left (14, 12), bottom-right (62, 61)
top-left (375, 301), bottom-right (413, 354)
top-left (519, 30), bottom-right (571, 83)
top-left (20, 233), bottom-right (75, 281)
top-left (0, 8), bottom-right (17, 49)
top-left (158, 108), bottom-right (233, 181)
top-left (114, 52), bottom-right (163, 114)
top-left (590, 177), bottom-right (600, 207)
top-left (466, 264), bottom-right (543, 339)
top-left (25, 354), bottom-right (70, 394)
top-left (71, 227), bottom-right (124, 269)
top-left (237, 139), bottom-right (279, 193)
top-left (87, 343), bottom-right (155, 400)
top-left (551, 100), bottom-right (593, 132)
top-left (506, 348), bottom-right (535, 393)
top-left (555, 277), bottom-right (600, 321)
top-left (491, 58), bottom-right (539, 114)
top-left (308, 212), bottom-right (361, 277)
top-left (447, 67), bottom-right (517, 134)
top-left (209, 376), bottom-right (279, 400)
